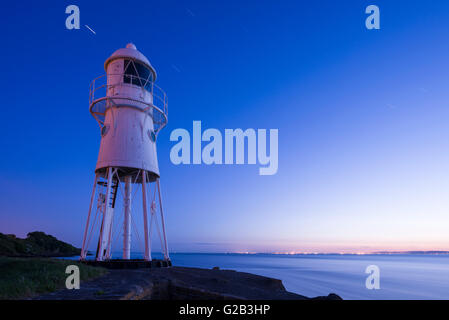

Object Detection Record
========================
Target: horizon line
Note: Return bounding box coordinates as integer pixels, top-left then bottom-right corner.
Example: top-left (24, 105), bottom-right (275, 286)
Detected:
top-left (105, 250), bottom-right (449, 256)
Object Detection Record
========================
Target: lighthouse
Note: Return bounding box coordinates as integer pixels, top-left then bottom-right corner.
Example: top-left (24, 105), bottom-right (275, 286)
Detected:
top-left (80, 43), bottom-right (170, 264)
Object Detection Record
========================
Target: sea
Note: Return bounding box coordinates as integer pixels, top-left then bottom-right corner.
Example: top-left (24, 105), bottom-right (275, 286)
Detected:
top-left (64, 252), bottom-right (449, 300)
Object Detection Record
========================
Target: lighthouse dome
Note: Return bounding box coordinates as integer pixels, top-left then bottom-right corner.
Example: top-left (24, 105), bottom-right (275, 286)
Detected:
top-left (104, 43), bottom-right (157, 80)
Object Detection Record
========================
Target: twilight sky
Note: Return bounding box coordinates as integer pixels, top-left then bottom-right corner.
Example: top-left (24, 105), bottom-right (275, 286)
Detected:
top-left (1, 0), bottom-right (449, 253)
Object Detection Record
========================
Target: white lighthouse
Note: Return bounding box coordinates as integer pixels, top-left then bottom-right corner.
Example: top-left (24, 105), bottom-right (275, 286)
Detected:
top-left (80, 43), bottom-right (170, 264)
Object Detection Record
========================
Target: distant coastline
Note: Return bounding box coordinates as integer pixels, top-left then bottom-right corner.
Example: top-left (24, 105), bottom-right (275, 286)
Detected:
top-left (2, 231), bottom-right (448, 258)
top-left (172, 251), bottom-right (449, 256)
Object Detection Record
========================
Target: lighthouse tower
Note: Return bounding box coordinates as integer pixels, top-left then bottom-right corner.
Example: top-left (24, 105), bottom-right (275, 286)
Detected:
top-left (80, 43), bottom-right (170, 264)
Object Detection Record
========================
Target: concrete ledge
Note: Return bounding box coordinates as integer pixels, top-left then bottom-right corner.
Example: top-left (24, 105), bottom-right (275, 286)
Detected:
top-left (35, 266), bottom-right (342, 300)
top-left (81, 259), bottom-right (172, 269)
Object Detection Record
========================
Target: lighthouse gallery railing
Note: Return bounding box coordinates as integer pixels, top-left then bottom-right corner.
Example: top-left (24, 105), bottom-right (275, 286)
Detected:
top-left (89, 73), bottom-right (168, 134)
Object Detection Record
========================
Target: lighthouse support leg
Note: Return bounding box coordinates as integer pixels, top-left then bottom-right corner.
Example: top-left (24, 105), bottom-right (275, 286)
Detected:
top-left (80, 174), bottom-right (98, 260)
top-left (97, 167), bottom-right (114, 261)
top-left (156, 179), bottom-right (170, 261)
top-left (123, 175), bottom-right (132, 259)
top-left (142, 171), bottom-right (151, 261)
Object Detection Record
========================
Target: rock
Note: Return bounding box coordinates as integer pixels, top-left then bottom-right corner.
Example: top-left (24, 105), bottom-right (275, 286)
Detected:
top-left (34, 266), bottom-right (342, 300)
top-left (311, 293), bottom-right (343, 300)
top-left (327, 293), bottom-right (343, 300)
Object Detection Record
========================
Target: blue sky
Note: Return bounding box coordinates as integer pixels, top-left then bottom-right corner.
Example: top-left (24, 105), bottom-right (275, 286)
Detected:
top-left (1, 0), bottom-right (449, 253)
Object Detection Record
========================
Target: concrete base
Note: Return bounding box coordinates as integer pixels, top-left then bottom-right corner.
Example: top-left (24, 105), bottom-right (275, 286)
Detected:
top-left (81, 259), bottom-right (171, 269)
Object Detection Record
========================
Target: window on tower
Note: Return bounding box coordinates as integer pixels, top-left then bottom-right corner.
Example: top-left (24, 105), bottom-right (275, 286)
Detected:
top-left (123, 59), bottom-right (153, 92)
top-left (123, 59), bottom-right (139, 86)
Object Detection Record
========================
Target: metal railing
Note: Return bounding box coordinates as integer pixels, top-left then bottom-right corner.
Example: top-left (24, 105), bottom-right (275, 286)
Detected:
top-left (89, 73), bottom-right (168, 133)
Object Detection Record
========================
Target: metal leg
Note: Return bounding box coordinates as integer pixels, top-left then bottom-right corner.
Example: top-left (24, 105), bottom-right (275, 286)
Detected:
top-left (142, 171), bottom-right (151, 261)
top-left (105, 169), bottom-right (118, 259)
top-left (97, 167), bottom-right (114, 261)
top-left (80, 174), bottom-right (98, 260)
top-left (123, 175), bottom-right (132, 259)
top-left (156, 179), bottom-right (169, 261)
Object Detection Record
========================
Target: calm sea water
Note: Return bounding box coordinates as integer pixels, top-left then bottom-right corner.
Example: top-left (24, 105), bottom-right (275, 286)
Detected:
top-left (67, 253), bottom-right (449, 300)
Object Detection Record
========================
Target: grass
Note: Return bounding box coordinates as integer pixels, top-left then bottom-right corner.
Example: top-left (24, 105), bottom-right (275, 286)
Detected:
top-left (0, 256), bottom-right (107, 299)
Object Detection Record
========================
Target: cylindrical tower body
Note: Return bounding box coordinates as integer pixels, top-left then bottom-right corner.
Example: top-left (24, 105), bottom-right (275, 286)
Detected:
top-left (95, 43), bottom-right (161, 181)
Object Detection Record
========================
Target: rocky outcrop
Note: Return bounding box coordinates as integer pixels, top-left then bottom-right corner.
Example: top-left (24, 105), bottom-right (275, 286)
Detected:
top-left (35, 266), bottom-right (341, 300)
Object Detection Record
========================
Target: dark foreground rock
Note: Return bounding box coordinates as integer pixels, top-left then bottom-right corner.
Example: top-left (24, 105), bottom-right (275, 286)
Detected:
top-left (35, 266), bottom-right (341, 300)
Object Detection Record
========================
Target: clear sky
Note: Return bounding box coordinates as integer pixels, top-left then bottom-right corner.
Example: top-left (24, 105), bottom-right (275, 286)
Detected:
top-left (1, 0), bottom-right (449, 253)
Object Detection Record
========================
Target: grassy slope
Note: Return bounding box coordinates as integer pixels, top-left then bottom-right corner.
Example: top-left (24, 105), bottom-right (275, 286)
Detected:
top-left (0, 257), bottom-right (107, 299)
